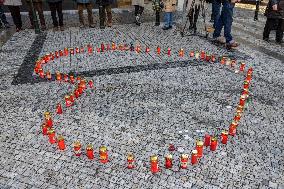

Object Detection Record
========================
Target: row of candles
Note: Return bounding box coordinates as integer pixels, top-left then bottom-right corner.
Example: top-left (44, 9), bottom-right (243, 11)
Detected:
top-left (35, 43), bottom-right (252, 173)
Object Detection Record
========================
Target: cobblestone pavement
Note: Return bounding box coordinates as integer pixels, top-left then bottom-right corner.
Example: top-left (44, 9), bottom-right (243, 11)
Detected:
top-left (0, 6), bottom-right (284, 189)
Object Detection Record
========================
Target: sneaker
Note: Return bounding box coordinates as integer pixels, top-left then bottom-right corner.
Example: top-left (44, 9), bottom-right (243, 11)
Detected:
top-left (41, 25), bottom-right (47, 31)
top-left (60, 26), bottom-right (64, 31)
top-left (162, 26), bottom-right (171, 30)
top-left (226, 41), bottom-right (239, 49)
top-left (53, 26), bottom-right (59, 32)
top-left (135, 15), bottom-right (141, 26)
top-left (4, 23), bottom-right (11, 29)
top-left (89, 24), bottom-right (95, 28)
top-left (213, 36), bottom-right (226, 44)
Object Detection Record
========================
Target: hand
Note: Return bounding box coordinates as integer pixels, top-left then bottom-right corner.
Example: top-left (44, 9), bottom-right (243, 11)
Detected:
top-left (272, 4), bottom-right (278, 10)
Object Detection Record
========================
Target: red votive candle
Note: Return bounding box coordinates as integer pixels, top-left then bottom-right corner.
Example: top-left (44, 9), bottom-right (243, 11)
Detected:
top-left (69, 75), bottom-right (75, 84)
top-left (196, 140), bottom-right (204, 158)
top-left (191, 150), bottom-right (198, 165)
top-left (75, 47), bottom-right (79, 54)
top-left (243, 80), bottom-right (249, 89)
top-left (157, 46), bottom-right (161, 55)
top-left (165, 154), bottom-right (173, 169)
top-left (240, 62), bottom-right (246, 72)
top-left (210, 137), bottom-right (218, 151)
top-left (167, 48), bottom-right (171, 56)
top-left (204, 134), bottom-right (211, 147)
top-left (200, 51), bottom-right (205, 60)
top-left (74, 141), bottom-right (82, 156)
top-left (64, 48), bottom-right (68, 56)
top-left (239, 95), bottom-right (246, 106)
top-left (234, 112), bottom-right (242, 122)
top-left (44, 112), bottom-right (53, 127)
top-left (65, 95), bottom-right (72, 107)
top-left (86, 144), bottom-right (94, 159)
top-left (229, 121), bottom-right (238, 136)
top-left (150, 155), bottom-right (159, 173)
top-left (88, 80), bottom-right (94, 88)
top-left (57, 135), bottom-right (65, 150)
top-left (190, 51), bottom-right (194, 57)
top-left (59, 50), bottom-right (63, 57)
top-left (56, 103), bottom-right (63, 114)
top-left (221, 130), bottom-right (228, 144)
top-left (127, 153), bottom-right (135, 169)
top-left (42, 123), bottom-right (48, 135)
top-left (180, 154), bottom-right (189, 169)
top-left (74, 90), bottom-right (80, 98)
top-left (70, 48), bottom-right (74, 55)
top-left (47, 128), bottom-right (56, 144)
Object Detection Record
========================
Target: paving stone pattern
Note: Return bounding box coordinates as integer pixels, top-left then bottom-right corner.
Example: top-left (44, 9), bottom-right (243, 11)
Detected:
top-left (0, 7), bottom-right (284, 189)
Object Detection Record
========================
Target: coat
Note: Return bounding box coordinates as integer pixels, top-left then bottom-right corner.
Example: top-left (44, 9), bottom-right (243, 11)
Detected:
top-left (132, 0), bottom-right (144, 7)
top-left (96, 0), bottom-right (113, 5)
top-left (46, 0), bottom-right (63, 3)
top-left (265, 0), bottom-right (284, 19)
top-left (163, 0), bottom-right (177, 12)
top-left (3, 0), bottom-right (22, 6)
top-left (74, 0), bottom-right (92, 3)
top-left (25, 0), bottom-right (43, 2)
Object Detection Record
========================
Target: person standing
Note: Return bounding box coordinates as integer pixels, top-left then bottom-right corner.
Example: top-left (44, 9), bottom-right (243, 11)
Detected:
top-left (254, 0), bottom-right (260, 21)
top-left (162, 0), bottom-right (177, 30)
top-left (97, 0), bottom-right (113, 29)
top-left (3, 0), bottom-right (22, 31)
top-left (0, 0), bottom-right (10, 29)
top-left (132, 0), bottom-right (144, 26)
top-left (74, 0), bottom-right (95, 28)
top-left (212, 0), bottom-right (221, 28)
top-left (47, 0), bottom-right (64, 31)
top-left (26, 0), bottom-right (46, 30)
top-left (263, 0), bottom-right (284, 43)
top-left (213, 0), bottom-right (239, 49)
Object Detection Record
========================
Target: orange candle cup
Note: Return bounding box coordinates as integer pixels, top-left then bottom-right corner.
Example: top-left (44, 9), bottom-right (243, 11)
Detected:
top-left (99, 146), bottom-right (108, 163)
top-left (204, 134), bottom-right (211, 147)
top-left (165, 154), bottom-right (173, 169)
top-left (74, 141), bottom-right (82, 156)
top-left (56, 72), bottom-right (62, 81)
top-left (180, 154), bottom-right (189, 169)
top-left (150, 155), bottom-right (159, 174)
top-left (179, 48), bottom-right (184, 57)
top-left (210, 137), bottom-right (218, 151)
top-left (157, 46), bottom-right (161, 55)
top-left (57, 135), bottom-right (66, 150)
top-left (86, 144), bottom-right (94, 159)
top-left (127, 153), bottom-right (135, 169)
top-left (46, 71), bottom-right (52, 80)
top-left (240, 62), bottom-right (246, 72)
top-left (69, 75), bottom-right (75, 84)
top-left (47, 128), bottom-right (56, 144)
top-left (196, 140), bottom-right (204, 158)
top-left (190, 51), bottom-right (194, 57)
top-left (42, 123), bottom-right (48, 135)
top-left (191, 150), bottom-right (198, 165)
top-left (221, 130), bottom-right (228, 144)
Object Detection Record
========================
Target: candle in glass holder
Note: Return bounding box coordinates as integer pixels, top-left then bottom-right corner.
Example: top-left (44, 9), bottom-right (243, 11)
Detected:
top-left (46, 71), bottom-right (52, 80)
top-left (204, 134), bottom-right (211, 147)
top-left (47, 128), bottom-right (56, 144)
top-left (221, 130), bottom-right (228, 144)
top-left (191, 150), bottom-right (198, 165)
top-left (167, 48), bottom-right (171, 56)
top-left (165, 154), bottom-right (173, 169)
top-left (247, 67), bottom-right (253, 75)
top-left (231, 60), bottom-right (236, 68)
top-left (226, 58), bottom-right (231, 66)
top-left (205, 54), bottom-right (211, 62)
top-left (59, 50), bottom-right (63, 57)
top-left (180, 154), bottom-right (189, 169)
top-left (150, 155), bottom-right (159, 173)
top-left (42, 123), bottom-right (48, 135)
top-left (127, 153), bottom-right (135, 169)
top-left (157, 46), bottom-right (161, 55)
top-left (57, 135), bottom-right (65, 150)
top-left (88, 45), bottom-right (93, 54)
top-left (65, 95), bottom-right (72, 107)
top-left (195, 52), bottom-right (199, 59)
top-left (220, 57), bottom-right (225, 64)
top-left (39, 69), bottom-right (44, 78)
top-left (74, 89), bottom-right (80, 98)
top-left (56, 103), bottom-right (63, 114)
top-left (55, 51), bottom-right (59, 58)
top-left (99, 146), bottom-right (108, 163)
top-left (80, 46), bottom-right (84, 53)
top-left (229, 121), bottom-right (238, 136)
top-left (190, 51), bottom-right (194, 57)
top-left (64, 74), bottom-right (68, 82)
top-left (246, 73), bottom-right (252, 82)
top-left (210, 137), bottom-right (218, 151)
top-left (243, 80), bottom-right (250, 89)
top-left (74, 141), bottom-right (82, 156)
top-left (211, 54), bottom-right (216, 62)
top-left (79, 79), bottom-right (86, 90)
top-left (44, 112), bottom-right (53, 127)
top-left (56, 72), bottom-right (62, 81)
top-left (101, 43), bottom-right (105, 52)
top-left (112, 42), bottom-right (116, 50)
top-left (107, 44), bottom-right (111, 51)
top-left (146, 47), bottom-right (150, 53)
top-left (64, 48), bottom-right (69, 56)
top-left (240, 62), bottom-right (246, 72)
top-left (196, 140), bottom-right (204, 158)
top-left (237, 105), bottom-right (244, 113)
top-left (88, 80), bottom-right (94, 89)
top-left (242, 88), bottom-right (249, 96)
top-left (239, 95), bottom-right (246, 106)
top-left (70, 48), bottom-right (74, 55)
top-left (86, 144), bottom-right (94, 159)
top-left (136, 45), bottom-right (141, 53)
top-left (200, 51), bottom-right (205, 60)
top-left (69, 94), bottom-right (75, 103)
top-left (234, 112), bottom-right (242, 122)
top-left (70, 75), bottom-right (75, 84)
top-left (179, 48), bottom-right (184, 57)
top-left (75, 47), bottom-right (80, 54)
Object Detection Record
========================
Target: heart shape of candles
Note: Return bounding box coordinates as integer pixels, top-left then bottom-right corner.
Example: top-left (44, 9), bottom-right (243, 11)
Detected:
top-left (36, 43), bottom-right (252, 173)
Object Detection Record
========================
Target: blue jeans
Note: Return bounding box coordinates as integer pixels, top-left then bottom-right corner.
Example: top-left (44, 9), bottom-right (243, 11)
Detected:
top-left (0, 5), bottom-right (9, 26)
top-left (212, 0), bottom-right (221, 28)
top-left (164, 12), bottom-right (173, 27)
top-left (213, 0), bottom-right (235, 44)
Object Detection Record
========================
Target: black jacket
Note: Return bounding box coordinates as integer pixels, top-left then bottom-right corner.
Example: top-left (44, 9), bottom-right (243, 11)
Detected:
top-left (265, 0), bottom-right (284, 18)
top-left (96, 0), bottom-right (113, 5)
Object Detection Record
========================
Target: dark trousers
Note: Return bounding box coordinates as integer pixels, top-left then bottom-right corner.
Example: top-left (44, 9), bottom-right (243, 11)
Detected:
top-left (0, 5), bottom-right (9, 26)
top-left (189, 4), bottom-right (200, 30)
top-left (263, 18), bottom-right (284, 42)
top-left (99, 4), bottom-right (112, 26)
top-left (48, 2), bottom-right (63, 27)
top-left (27, 2), bottom-right (46, 26)
top-left (134, 5), bottom-right (144, 16)
top-left (254, 0), bottom-right (260, 20)
top-left (7, 6), bottom-right (22, 29)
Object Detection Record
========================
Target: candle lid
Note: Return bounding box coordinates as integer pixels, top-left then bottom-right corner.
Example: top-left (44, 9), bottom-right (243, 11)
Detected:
top-left (192, 150), bottom-right (198, 154)
top-left (74, 141), bottom-right (81, 147)
top-left (166, 154), bottom-right (172, 159)
top-left (211, 137), bottom-right (218, 141)
top-left (86, 144), bottom-right (93, 150)
top-left (127, 153), bottom-right (134, 160)
top-left (150, 155), bottom-right (158, 161)
top-left (100, 146), bottom-right (107, 152)
top-left (44, 112), bottom-right (50, 117)
top-left (221, 130), bottom-right (228, 135)
top-left (57, 135), bottom-right (64, 141)
top-left (47, 128), bottom-right (55, 134)
top-left (181, 154), bottom-right (189, 158)
top-left (196, 140), bottom-right (204, 146)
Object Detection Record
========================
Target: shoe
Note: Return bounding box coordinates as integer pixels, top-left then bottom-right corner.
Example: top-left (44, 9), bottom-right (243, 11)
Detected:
top-left (60, 26), bottom-right (64, 31)
top-left (155, 22), bottom-right (160, 26)
top-left (89, 24), bottom-right (95, 28)
top-left (41, 25), bottom-right (47, 31)
top-left (276, 40), bottom-right (283, 44)
top-left (135, 15), bottom-right (141, 26)
top-left (53, 26), bottom-right (59, 32)
top-left (29, 25), bottom-right (34, 29)
top-left (100, 25), bottom-right (105, 29)
top-left (16, 28), bottom-right (22, 32)
top-left (107, 21), bottom-right (112, 27)
top-left (79, 24), bottom-right (85, 28)
top-left (162, 26), bottom-right (171, 30)
top-left (254, 17), bottom-right (258, 21)
top-left (4, 23), bottom-right (11, 29)
top-left (213, 36), bottom-right (226, 44)
top-left (263, 37), bottom-right (269, 42)
top-left (226, 41), bottom-right (239, 49)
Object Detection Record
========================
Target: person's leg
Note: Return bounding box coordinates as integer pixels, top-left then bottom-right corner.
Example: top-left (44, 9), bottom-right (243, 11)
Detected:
top-left (276, 19), bottom-right (283, 43)
top-left (134, 5), bottom-right (139, 16)
top-left (8, 6), bottom-right (22, 30)
top-left (48, 2), bottom-right (58, 27)
top-left (263, 18), bottom-right (273, 40)
top-left (106, 4), bottom-right (112, 27)
top-left (35, 2), bottom-right (46, 28)
top-left (139, 6), bottom-right (144, 15)
top-left (26, 2), bottom-right (34, 27)
top-left (0, 5), bottom-right (9, 26)
top-left (212, 0), bottom-right (221, 28)
top-left (222, 1), bottom-right (234, 44)
top-left (163, 12), bottom-right (170, 29)
top-left (57, 1), bottom-right (64, 27)
top-left (169, 12), bottom-right (173, 27)
top-left (86, 3), bottom-right (94, 26)
top-left (77, 3), bottom-right (84, 26)
top-left (213, 4), bottom-right (224, 39)
top-left (254, 0), bottom-right (260, 21)
top-left (100, 5), bottom-right (106, 28)
top-left (193, 4), bottom-right (200, 32)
